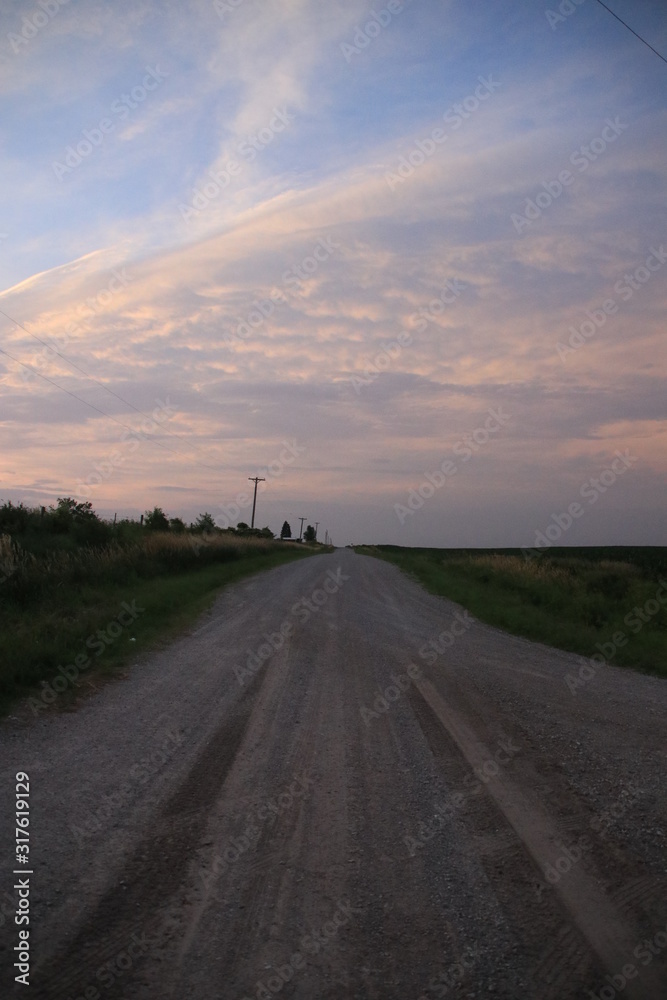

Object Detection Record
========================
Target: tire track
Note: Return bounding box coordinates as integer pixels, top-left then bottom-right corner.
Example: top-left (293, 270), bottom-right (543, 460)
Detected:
top-left (3, 550), bottom-right (666, 999)
top-left (38, 660), bottom-right (271, 1000)
top-left (412, 677), bottom-right (666, 999)
top-left (142, 608), bottom-right (354, 998)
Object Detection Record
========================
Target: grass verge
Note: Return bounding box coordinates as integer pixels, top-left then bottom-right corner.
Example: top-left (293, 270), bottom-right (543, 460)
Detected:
top-left (1, 543), bottom-right (314, 717)
top-left (355, 545), bottom-right (667, 679)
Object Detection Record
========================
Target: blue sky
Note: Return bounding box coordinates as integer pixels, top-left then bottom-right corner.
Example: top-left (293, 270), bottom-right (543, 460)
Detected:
top-left (0, 0), bottom-right (666, 545)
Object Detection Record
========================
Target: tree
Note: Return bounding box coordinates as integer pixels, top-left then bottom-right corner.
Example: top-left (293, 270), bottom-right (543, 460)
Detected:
top-left (280, 520), bottom-right (292, 539)
top-left (0, 500), bottom-right (31, 535)
top-left (169, 517), bottom-right (186, 533)
top-left (51, 497), bottom-right (99, 524)
top-left (236, 521), bottom-right (250, 534)
top-left (259, 526), bottom-right (274, 538)
top-left (48, 497), bottom-right (108, 543)
top-left (193, 512), bottom-right (216, 533)
top-left (304, 524), bottom-right (316, 543)
top-left (144, 507), bottom-right (169, 531)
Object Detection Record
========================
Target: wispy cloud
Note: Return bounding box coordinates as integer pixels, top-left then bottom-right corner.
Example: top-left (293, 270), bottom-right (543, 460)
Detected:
top-left (1, 0), bottom-right (665, 543)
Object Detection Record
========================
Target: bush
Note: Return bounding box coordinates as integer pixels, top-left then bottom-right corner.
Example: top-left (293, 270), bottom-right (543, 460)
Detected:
top-left (192, 512), bottom-right (217, 533)
top-left (0, 501), bottom-right (33, 535)
top-left (144, 507), bottom-right (169, 531)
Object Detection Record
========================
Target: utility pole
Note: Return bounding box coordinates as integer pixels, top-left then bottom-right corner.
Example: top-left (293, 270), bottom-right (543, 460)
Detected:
top-left (248, 477), bottom-right (265, 529)
top-left (314, 521), bottom-right (319, 541)
top-left (298, 516), bottom-right (307, 541)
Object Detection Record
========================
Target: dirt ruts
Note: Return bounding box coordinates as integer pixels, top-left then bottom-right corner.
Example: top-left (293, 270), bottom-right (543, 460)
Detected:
top-left (0, 549), bottom-right (665, 998)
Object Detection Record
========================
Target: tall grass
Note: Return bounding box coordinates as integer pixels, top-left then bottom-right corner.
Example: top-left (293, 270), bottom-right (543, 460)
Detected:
top-left (1, 530), bottom-right (283, 606)
top-left (0, 531), bottom-right (312, 713)
top-left (358, 546), bottom-right (667, 678)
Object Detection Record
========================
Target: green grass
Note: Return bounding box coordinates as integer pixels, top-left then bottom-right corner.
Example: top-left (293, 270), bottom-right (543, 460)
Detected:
top-left (1, 536), bottom-right (316, 716)
top-left (355, 545), bottom-right (667, 678)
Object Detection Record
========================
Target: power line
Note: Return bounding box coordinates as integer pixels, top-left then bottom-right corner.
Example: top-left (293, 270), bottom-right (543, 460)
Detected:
top-left (1, 307), bottom-right (149, 417)
top-left (594, 0), bottom-right (667, 66)
top-left (0, 308), bottom-right (220, 470)
top-left (0, 344), bottom-right (139, 429)
top-left (0, 343), bottom-right (220, 472)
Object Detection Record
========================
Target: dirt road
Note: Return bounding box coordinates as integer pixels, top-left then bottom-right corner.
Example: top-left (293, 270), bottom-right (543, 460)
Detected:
top-left (1, 549), bottom-right (666, 999)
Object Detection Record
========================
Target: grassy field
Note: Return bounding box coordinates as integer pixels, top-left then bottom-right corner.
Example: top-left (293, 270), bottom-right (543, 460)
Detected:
top-left (0, 530), bottom-right (315, 715)
top-left (355, 545), bottom-right (667, 678)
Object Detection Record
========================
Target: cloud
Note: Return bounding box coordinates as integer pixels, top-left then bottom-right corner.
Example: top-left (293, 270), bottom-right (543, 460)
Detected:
top-left (1, 0), bottom-right (666, 543)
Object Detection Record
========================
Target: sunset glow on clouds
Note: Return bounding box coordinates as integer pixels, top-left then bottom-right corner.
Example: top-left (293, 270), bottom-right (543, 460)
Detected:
top-left (0, 0), bottom-right (665, 545)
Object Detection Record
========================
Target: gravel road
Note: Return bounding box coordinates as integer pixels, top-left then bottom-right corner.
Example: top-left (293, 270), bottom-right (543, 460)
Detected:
top-left (0, 549), bottom-right (665, 999)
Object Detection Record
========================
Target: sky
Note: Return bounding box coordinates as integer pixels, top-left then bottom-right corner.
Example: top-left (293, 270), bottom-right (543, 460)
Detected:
top-left (0, 0), bottom-right (666, 547)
